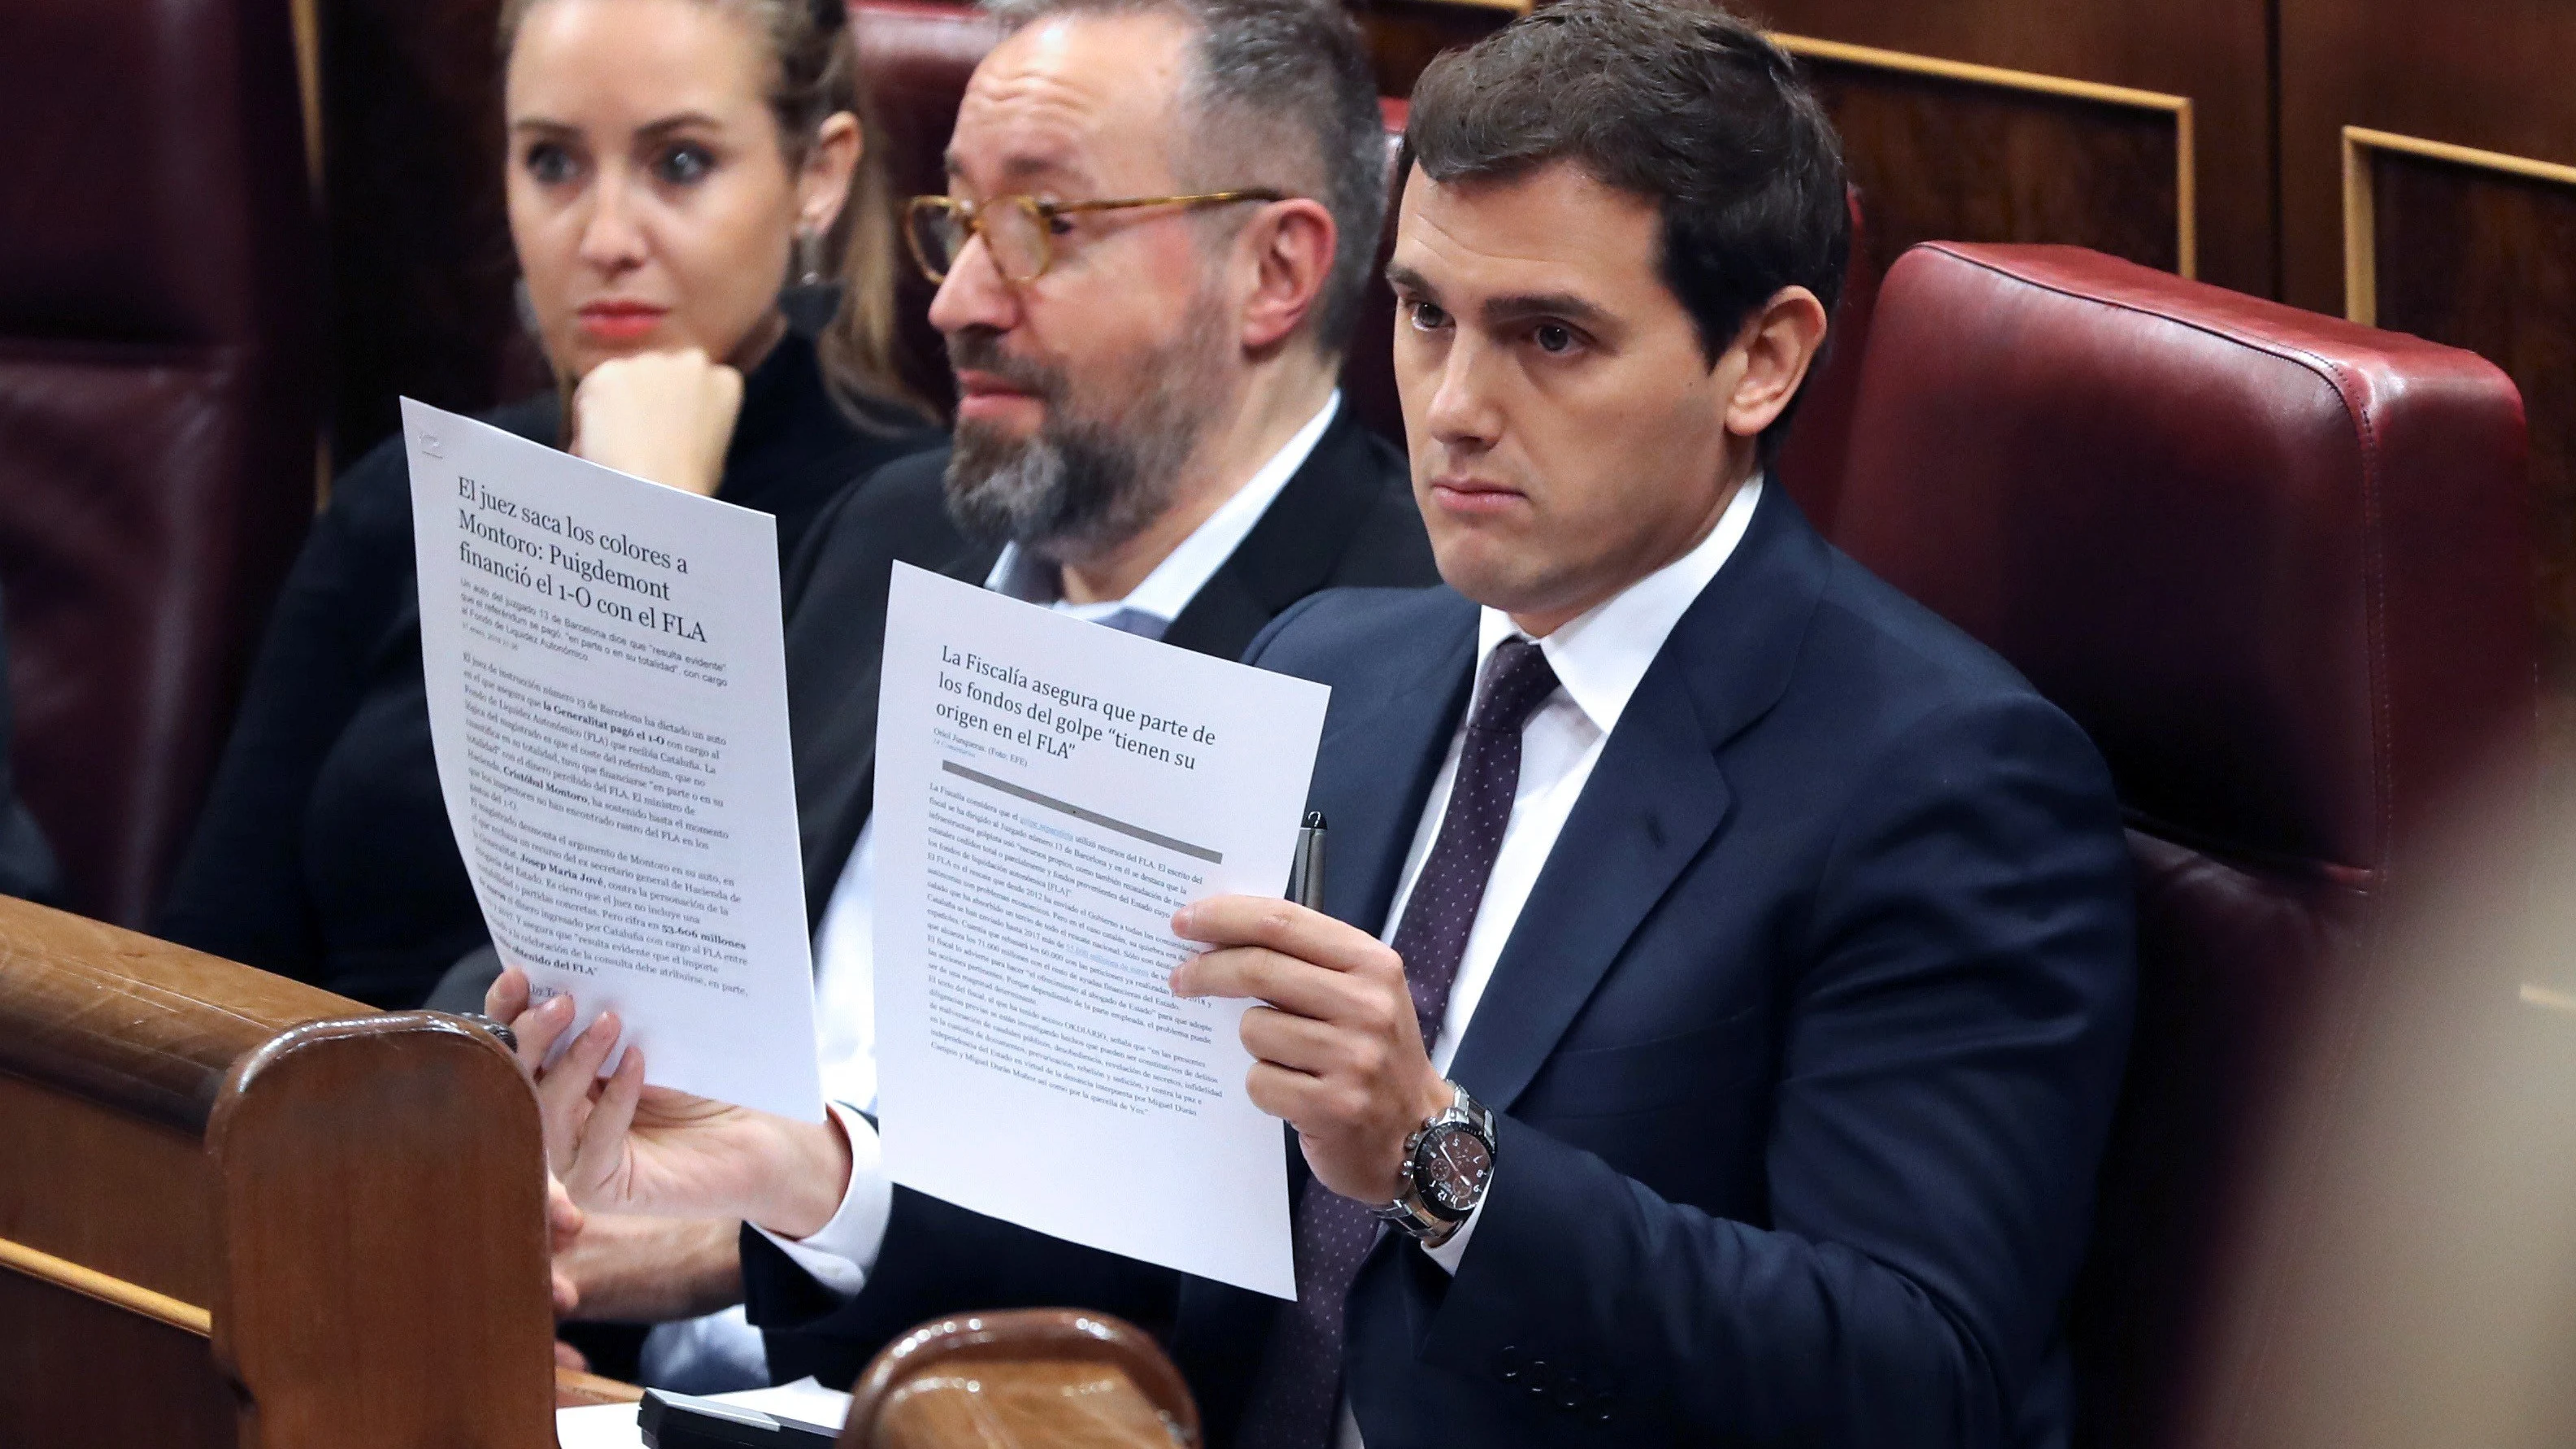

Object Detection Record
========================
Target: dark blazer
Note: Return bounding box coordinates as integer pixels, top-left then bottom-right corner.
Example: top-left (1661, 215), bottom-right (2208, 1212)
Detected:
top-left (157, 329), bottom-right (938, 1007)
top-left (777, 402), bottom-right (1437, 918)
top-left (751, 485), bottom-right (2134, 1448)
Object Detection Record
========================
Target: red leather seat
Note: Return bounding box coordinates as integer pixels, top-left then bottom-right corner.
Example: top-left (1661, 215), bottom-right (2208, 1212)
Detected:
top-left (1830, 242), bottom-right (2535, 1449)
top-left (0, 0), bottom-right (321, 925)
top-left (851, 0), bottom-right (1007, 414)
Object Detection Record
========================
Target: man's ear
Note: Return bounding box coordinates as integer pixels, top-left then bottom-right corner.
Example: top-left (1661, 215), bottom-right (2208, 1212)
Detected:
top-left (1721, 285), bottom-right (1830, 442)
top-left (797, 111), bottom-right (864, 238)
top-left (1239, 198), bottom-right (1338, 354)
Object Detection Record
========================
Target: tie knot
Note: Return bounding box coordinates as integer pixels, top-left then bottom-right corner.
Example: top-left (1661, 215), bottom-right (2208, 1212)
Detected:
top-left (1469, 636), bottom-right (1560, 734)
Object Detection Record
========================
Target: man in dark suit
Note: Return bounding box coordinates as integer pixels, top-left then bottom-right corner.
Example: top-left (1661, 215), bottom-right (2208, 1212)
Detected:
top-left (519, 0), bottom-right (1434, 1392)
top-left (507, 1), bottom-right (2133, 1440)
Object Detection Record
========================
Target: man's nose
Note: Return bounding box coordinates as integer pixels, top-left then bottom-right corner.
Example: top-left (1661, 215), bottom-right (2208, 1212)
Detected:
top-left (927, 231), bottom-right (1020, 337)
top-left (1421, 333), bottom-right (1504, 449)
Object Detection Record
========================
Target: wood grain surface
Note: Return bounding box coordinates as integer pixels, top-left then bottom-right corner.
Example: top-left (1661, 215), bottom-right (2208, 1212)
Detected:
top-left (0, 895), bottom-right (561, 1448)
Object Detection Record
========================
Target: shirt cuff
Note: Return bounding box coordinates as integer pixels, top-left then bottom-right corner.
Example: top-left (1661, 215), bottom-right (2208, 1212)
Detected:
top-left (751, 1101), bottom-right (892, 1298)
top-left (1420, 1175), bottom-right (1490, 1275)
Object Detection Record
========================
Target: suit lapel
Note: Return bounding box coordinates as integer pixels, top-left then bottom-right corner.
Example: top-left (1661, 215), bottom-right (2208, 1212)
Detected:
top-left (1448, 488), bottom-right (1834, 1112)
top-left (1163, 408), bottom-right (1400, 661)
top-left (1308, 596), bottom-right (1478, 934)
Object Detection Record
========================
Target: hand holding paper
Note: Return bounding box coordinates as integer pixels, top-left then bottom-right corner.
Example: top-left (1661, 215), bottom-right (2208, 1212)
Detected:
top-left (870, 564), bottom-right (1326, 1298)
top-left (1169, 896), bottom-right (1454, 1207)
top-left (402, 398), bottom-right (822, 1122)
top-left (486, 964), bottom-right (854, 1238)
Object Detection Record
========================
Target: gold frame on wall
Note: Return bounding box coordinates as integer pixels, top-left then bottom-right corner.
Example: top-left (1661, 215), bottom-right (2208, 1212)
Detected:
top-left (0, 1234), bottom-right (211, 1338)
top-left (2341, 125), bottom-right (2576, 326)
top-left (1766, 33), bottom-right (2198, 280)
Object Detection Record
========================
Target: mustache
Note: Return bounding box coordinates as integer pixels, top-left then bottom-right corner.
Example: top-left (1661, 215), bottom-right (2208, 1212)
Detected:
top-left (945, 329), bottom-right (1059, 398)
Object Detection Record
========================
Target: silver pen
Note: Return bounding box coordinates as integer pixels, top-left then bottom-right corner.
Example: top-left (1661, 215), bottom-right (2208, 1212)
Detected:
top-left (1286, 810), bottom-right (1327, 910)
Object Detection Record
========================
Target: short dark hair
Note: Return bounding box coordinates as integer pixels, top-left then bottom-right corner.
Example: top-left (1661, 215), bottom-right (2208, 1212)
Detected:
top-left (986, 0), bottom-right (1387, 356)
top-left (1406, 0), bottom-right (1849, 455)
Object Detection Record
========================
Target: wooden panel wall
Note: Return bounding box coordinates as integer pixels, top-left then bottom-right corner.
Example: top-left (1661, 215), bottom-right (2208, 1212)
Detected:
top-left (1750, 0), bottom-right (2274, 299)
top-left (1360, 1), bottom-right (2249, 289)
top-left (1778, 38), bottom-right (2191, 284)
top-left (2280, 2), bottom-right (2576, 755)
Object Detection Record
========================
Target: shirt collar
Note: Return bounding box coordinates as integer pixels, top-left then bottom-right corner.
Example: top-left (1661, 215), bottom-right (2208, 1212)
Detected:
top-left (1473, 474), bottom-right (1765, 737)
top-left (986, 390), bottom-right (1342, 623)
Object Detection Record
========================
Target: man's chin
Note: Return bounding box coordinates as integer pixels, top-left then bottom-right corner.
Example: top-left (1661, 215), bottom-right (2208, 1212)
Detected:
top-left (1432, 546), bottom-right (1542, 613)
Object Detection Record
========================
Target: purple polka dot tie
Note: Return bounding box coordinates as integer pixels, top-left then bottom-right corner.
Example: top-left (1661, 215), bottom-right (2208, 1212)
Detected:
top-left (1237, 637), bottom-right (1561, 1449)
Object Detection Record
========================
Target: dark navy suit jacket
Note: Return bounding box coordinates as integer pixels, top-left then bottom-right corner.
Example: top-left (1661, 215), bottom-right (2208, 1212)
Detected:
top-left (751, 485), bottom-right (2135, 1448)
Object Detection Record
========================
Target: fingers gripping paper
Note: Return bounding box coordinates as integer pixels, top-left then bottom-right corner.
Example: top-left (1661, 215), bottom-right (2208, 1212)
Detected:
top-left (875, 564), bottom-right (1321, 1298)
top-left (401, 399), bottom-right (822, 1122)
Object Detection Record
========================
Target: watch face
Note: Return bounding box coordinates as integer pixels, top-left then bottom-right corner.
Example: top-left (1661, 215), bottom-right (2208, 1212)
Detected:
top-left (1419, 1123), bottom-right (1493, 1215)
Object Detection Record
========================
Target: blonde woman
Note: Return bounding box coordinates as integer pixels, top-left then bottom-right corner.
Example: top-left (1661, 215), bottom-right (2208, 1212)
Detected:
top-left (162, 0), bottom-right (935, 1012)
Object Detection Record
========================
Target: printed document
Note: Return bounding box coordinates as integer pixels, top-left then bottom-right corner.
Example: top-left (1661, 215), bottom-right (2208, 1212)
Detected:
top-left (874, 564), bottom-right (1324, 1298)
top-left (401, 399), bottom-right (821, 1122)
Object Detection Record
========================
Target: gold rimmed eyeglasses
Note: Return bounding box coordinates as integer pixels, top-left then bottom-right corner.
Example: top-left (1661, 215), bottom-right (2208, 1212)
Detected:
top-left (903, 189), bottom-right (1290, 284)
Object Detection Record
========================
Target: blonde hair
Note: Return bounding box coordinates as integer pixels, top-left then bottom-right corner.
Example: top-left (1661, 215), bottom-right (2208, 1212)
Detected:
top-left (500, 0), bottom-right (931, 427)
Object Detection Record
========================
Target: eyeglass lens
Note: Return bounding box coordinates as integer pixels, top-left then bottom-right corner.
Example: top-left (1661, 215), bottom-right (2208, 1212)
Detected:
top-left (911, 198), bottom-right (1050, 283)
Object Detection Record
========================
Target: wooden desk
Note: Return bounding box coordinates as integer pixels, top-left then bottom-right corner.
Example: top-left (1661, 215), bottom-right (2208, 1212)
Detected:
top-left (0, 896), bottom-right (563, 1446)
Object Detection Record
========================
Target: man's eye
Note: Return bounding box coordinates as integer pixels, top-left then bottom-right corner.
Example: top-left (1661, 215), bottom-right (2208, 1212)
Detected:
top-left (1534, 323), bottom-right (1577, 355)
top-left (524, 142), bottom-right (578, 185)
top-left (1408, 300), bottom-right (1450, 331)
top-left (654, 143), bottom-right (716, 185)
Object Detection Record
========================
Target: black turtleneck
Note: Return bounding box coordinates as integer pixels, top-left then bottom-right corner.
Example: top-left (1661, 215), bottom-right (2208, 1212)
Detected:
top-left (157, 328), bottom-right (940, 1007)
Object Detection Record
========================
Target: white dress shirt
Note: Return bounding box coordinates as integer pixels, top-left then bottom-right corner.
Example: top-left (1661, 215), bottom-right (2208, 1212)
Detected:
top-left (639, 394), bottom-right (1342, 1386)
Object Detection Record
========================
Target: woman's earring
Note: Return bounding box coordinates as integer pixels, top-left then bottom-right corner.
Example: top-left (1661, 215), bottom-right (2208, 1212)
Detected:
top-left (795, 228), bottom-right (825, 287)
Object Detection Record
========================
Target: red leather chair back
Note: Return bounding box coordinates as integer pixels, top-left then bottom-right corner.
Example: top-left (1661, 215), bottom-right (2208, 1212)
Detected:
top-left (1830, 242), bottom-right (2535, 1449)
top-left (0, 0), bottom-right (321, 925)
top-left (851, 0), bottom-right (1007, 415)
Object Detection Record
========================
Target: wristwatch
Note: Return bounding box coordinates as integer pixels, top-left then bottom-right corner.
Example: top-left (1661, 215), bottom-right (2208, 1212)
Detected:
top-left (1372, 1081), bottom-right (1497, 1245)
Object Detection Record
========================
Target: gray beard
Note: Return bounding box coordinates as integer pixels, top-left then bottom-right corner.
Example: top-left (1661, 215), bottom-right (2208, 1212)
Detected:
top-left (942, 314), bottom-right (1229, 564)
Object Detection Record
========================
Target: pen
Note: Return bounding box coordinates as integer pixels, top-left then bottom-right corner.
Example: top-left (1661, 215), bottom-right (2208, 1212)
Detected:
top-left (1287, 810), bottom-right (1327, 911)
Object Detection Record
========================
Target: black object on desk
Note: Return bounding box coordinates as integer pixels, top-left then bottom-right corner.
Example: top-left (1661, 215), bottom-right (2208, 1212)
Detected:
top-left (1287, 810), bottom-right (1327, 910)
top-left (637, 1389), bottom-right (841, 1448)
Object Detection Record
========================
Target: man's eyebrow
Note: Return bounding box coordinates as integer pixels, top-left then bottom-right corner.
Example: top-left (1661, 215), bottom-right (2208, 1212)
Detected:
top-left (1384, 268), bottom-right (1614, 331)
top-left (1383, 263), bottom-right (1439, 302)
top-left (1482, 291), bottom-right (1613, 330)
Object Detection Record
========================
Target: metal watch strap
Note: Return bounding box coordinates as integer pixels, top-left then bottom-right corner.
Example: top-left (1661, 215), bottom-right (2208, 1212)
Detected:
top-left (1371, 1082), bottom-right (1495, 1242)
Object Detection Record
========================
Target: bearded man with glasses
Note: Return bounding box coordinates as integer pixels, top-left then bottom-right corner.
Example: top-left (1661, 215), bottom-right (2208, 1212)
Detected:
top-left (501, 0), bottom-right (1438, 1395)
